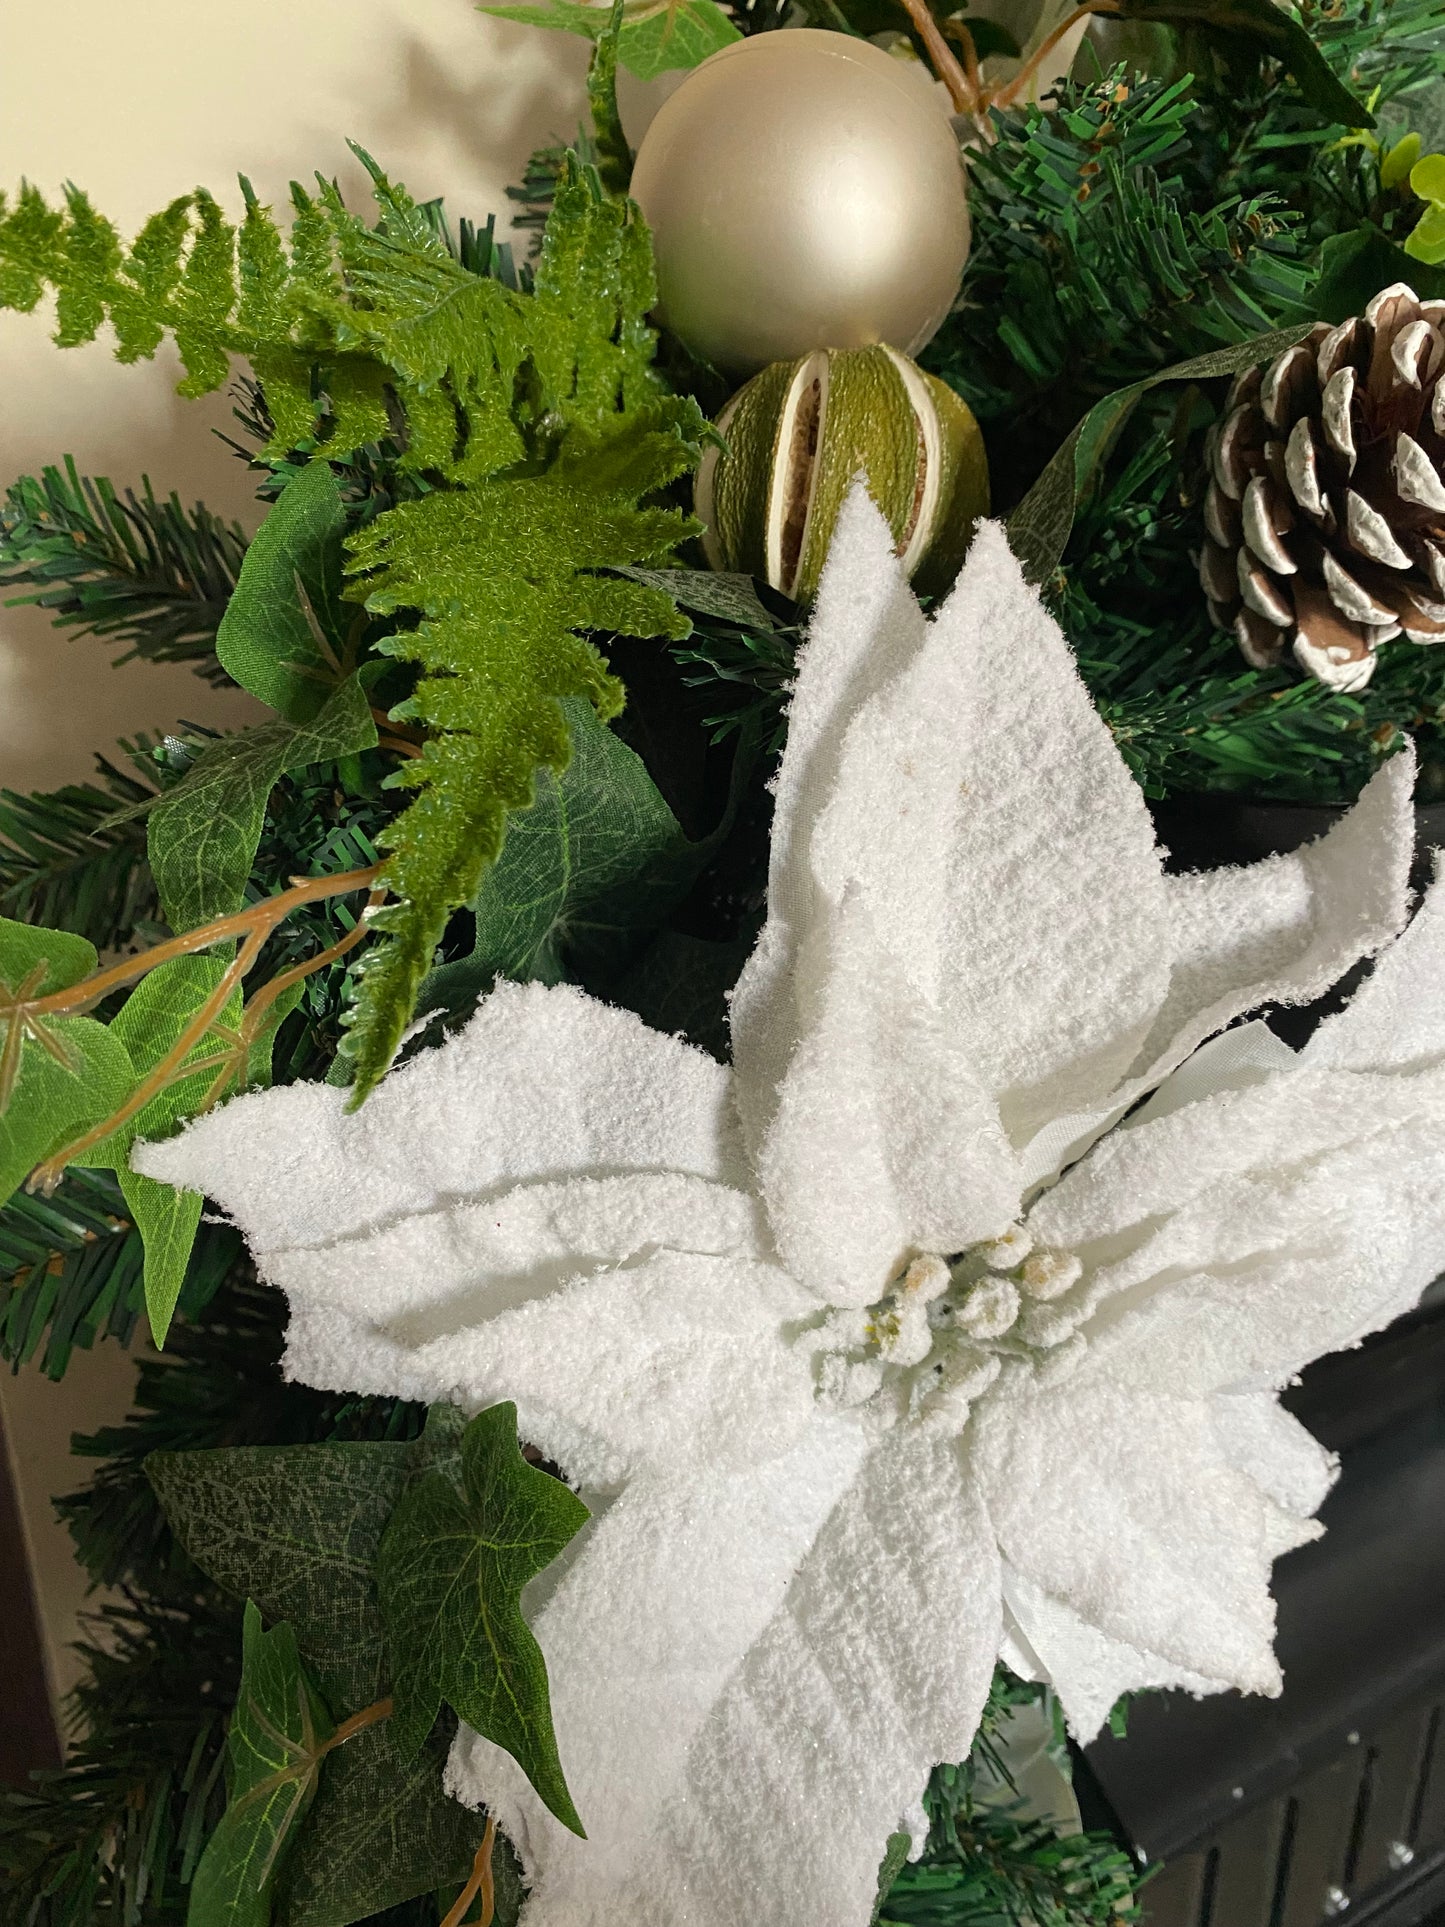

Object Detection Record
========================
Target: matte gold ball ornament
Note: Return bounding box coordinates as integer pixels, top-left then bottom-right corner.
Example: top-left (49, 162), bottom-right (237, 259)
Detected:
top-left (696, 344), bottom-right (990, 604)
top-left (629, 31), bottom-right (972, 375)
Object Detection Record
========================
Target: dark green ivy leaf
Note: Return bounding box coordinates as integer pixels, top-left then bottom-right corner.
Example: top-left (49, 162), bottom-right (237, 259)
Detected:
top-left (1311, 224), bottom-right (1445, 324)
top-left (1113, 0), bottom-right (1374, 128)
top-left (377, 1402), bottom-right (589, 1834)
top-left (188, 1602), bottom-right (334, 1927)
top-left (144, 676), bottom-right (377, 930)
top-left (149, 1417), bottom-right (487, 1927)
top-left (216, 461), bottom-right (355, 723)
top-left (1006, 323), bottom-right (1315, 584)
top-left (417, 697), bottom-right (743, 1025)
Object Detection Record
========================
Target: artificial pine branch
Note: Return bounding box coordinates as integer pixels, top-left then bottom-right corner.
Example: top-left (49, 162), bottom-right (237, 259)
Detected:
top-left (0, 463), bottom-right (247, 682)
top-left (0, 759), bottom-right (158, 950)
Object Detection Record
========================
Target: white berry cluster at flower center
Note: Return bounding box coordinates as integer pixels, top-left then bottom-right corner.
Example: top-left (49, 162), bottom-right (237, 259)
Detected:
top-left (813, 1227), bottom-right (1088, 1436)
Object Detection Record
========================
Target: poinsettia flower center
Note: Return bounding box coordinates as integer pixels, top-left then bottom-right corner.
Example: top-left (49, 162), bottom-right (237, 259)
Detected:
top-left (812, 1229), bottom-right (1088, 1435)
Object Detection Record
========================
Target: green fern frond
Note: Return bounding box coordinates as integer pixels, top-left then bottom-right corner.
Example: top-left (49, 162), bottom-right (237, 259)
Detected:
top-left (0, 460), bottom-right (247, 680)
top-left (343, 397), bottom-right (705, 1096)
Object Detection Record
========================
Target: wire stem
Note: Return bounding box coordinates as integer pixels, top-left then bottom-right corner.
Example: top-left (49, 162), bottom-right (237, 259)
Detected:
top-left (896, 0), bottom-right (979, 113)
top-left (440, 1819), bottom-right (498, 1927)
top-left (991, 1), bottom-right (1119, 109)
top-left (321, 1695), bottom-right (394, 1754)
top-left (24, 865), bottom-right (383, 1021)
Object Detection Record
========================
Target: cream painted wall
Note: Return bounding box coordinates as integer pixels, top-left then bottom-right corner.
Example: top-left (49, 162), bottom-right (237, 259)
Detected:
top-left (0, 0), bottom-right (589, 1716)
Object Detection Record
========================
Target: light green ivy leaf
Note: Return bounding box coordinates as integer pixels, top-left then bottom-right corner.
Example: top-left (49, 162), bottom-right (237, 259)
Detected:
top-left (216, 461), bottom-right (355, 723)
top-left (188, 1602), bottom-right (335, 1927)
top-left (146, 676), bottom-right (377, 931)
top-left (0, 915), bottom-right (135, 1210)
top-left (480, 0), bottom-right (740, 79)
top-left (75, 956), bottom-right (298, 1344)
top-left (377, 1402), bottom-right (589, 1833)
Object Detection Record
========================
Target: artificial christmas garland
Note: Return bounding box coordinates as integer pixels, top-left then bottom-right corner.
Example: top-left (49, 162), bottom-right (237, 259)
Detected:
top-left (2, 4), bottom-right (1445, 1925)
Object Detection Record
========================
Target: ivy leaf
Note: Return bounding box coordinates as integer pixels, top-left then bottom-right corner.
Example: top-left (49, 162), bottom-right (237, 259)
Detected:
top-left (417, 697), bottom-right (745, 1025)
top-left (74, 957), bottom-right (299, 1344)
top-left (616, 564), bottom-right (776, 632)
top-left (377, 1402), bottom-right (589, 1833)
top-left (216, 461), bottom-right (353, 723)
top-left (480, 0), bottom-right (740, 79)
top-left (1312, 225), bottom-right (1445, 320)
top-left (149, 1417), bottom-right (488, 1927)
top-left (1006, 323), bottom-right (1315, 584)
top-left (189, 1602), bottom-right (335, 1927)
top-left (145, 676), bottom-right (378, 930)
top-left (610, 928), bottom-right (752, 1060)
top-left (0, 915), bottom-right (134, 1209)
top-left (1113, 0), bottom-right (1373, 129)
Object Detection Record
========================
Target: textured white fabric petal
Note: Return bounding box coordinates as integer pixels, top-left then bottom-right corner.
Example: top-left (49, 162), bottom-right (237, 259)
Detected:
top-left (1210, 1391), bottom-right (1338, 1520)
top-left (451, 1427), bottom-right (999, 1927)
top-left (1308, 860), bottom-right (1445, 1072)
top-left (287, 1236), bottom-right (811, 1493)
top-left (1002, 1566), bottom-right (1227, 1744)
top-left (929, 524), bottom-right (1172, 1140)
top-left (135, 980), bottom-right (742, 1253)
top-left (1129, 750), bottom-right (1415, 1077)
top-left (752, 893), bottom-right (1020, 1304)
top-left (1031, 1068), bottom-right (1445, 1394)
top-left (730, 490), bottom-right (929, 1169)
top-left (972, 1370), bottom-right (1286, 1694)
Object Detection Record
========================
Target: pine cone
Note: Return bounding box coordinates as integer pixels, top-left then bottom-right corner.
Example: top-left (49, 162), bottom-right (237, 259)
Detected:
top-left (1199, 282), bottom-right (1445, 693)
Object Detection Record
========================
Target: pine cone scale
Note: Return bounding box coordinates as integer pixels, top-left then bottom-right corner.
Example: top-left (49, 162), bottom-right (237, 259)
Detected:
top-left (1200, 283), bottom-right (1445, 689)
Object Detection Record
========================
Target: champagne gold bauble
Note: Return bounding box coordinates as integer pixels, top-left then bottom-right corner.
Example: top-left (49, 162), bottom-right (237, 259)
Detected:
top-left (696, 344), bottom-right (990, 603)
top-left (629, 31), bottom-right (971, 376)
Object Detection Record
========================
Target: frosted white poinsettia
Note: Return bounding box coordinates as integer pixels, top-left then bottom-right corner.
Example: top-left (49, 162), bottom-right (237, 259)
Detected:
top-left (139, 491), bottom-right (1445, 1927)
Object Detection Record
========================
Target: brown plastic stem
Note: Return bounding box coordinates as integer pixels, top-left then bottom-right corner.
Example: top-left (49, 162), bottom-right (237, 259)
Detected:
top-left (23, 864), bottom-right (384, 1022)
top-left (990, 1), bottom-right (1119, 109)
top-left (439, 1819), bottom-right (498, 1927)
top-left (322, 1694), bottom-right (394, 1754)
top-left (20, 865), bottom-right (384, 1191)
top-left (895, 0), bottom-right (979, 113)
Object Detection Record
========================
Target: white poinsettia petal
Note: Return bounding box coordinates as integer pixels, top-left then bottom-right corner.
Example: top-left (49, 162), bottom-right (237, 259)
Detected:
top-left (972, 1375), bottom-right (1286, 1694)
top-left (1033, 1069), bottom-right (1445, 1392)
top-left (731, 489), bottom-right (928, 1165)
top-left (1211, 1391), bottom-right (1338, 1520)
top-left (453, 1427), bottom-right (999, 1927)
top-left (280, 1220), bottom-right (810, 1492)
top-left (928, 523), bottom-right (1172, 1140)
top-left (1129, 750), bottom-right (1415, 1078)
top-left (754, 894), bottom-right (1020, 1305)
top-left (135, 980), bottom-right (742, 1253)
top-left (1308, 860), bottom-right (1445, 1071)
top-left (1002, 1565), bottom-right (1227, 1744)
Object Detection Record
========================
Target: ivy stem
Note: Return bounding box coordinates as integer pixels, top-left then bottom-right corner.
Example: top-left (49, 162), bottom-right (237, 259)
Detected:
top-left (440, 1819), bottom-right (498, 1927)
top-left (896, 0), bottom-right (979, 113)
top-left (21, 865), bottom-right (384, 1192)
top-left (23, 864), bottom-right (384, 1022)
top-left (28, 927), bottom-right (266, 1193)
top-left (321, 1694), bottom-right (395, 1754)
top-left (990, 1), bottom-right (1120, 110)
